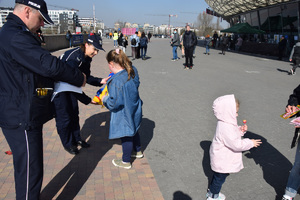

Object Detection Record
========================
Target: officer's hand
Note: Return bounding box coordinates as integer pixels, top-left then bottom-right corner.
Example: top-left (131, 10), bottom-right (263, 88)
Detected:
top-left (82, 73), bottom-right (86, 87)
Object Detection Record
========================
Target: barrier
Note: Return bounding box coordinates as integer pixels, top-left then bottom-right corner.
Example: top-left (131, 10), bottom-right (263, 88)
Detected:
top-left (42, 34), bottom-right (88, 52)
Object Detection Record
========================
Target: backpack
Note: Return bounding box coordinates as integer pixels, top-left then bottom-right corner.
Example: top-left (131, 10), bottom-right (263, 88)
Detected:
top-left (140, 37), bottom-right (147, 47)
top-left (131, 37), bottom-right (137, 46)
top-left (293, 46), bottom-right (300, 60)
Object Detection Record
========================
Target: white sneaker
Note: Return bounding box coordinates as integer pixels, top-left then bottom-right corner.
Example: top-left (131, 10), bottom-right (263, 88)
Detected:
top-left (282, 194), bottom-right (294, 200)
top-left (206, 193), bottom-right (226, 200)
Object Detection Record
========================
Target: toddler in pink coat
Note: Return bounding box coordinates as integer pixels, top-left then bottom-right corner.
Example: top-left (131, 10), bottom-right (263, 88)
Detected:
top-left (206, 94), bottom-right (261, 200)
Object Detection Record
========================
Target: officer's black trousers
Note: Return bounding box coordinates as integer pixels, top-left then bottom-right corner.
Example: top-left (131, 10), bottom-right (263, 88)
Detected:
top-left (2, 126), bottom-right (43, 200)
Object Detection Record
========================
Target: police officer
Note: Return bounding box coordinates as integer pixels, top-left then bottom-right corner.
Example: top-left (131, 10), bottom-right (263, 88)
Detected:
top-left (0, 0), bottom-right (86, 199)
top-left (53, 34), bottom-right (108, 155)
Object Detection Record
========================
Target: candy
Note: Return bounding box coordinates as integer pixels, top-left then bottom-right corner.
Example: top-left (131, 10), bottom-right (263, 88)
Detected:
top-left (243, 120), bottom-right (247, 124)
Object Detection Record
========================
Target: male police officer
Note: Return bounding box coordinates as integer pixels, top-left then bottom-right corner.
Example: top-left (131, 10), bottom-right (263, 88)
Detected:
top-left (0, 0), bottom-right (86, 199)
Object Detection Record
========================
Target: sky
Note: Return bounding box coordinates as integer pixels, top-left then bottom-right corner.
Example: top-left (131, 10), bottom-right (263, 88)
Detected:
top-left (0, 0), bottom-right (229, 28)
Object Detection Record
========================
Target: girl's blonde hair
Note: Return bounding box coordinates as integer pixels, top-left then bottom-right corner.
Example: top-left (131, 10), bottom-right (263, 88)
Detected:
top-left (106, 49), bottom-right (135, 80)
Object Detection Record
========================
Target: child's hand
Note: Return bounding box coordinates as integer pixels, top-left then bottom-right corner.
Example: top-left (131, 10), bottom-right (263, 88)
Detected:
top-left (252, 139), bottom-right (262, 147)
top-left (240, 125), bottom-right (248, 133)
top-left (100, 77), bottom-right (110, 85)
top-left (101, 91), bottom-right (108, 102)
top-left (91, 100), bottom-right (99, 105)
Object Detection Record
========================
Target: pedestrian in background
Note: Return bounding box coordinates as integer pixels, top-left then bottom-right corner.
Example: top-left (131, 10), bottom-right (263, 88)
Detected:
top-left (221, 34), bottom-right (229, 55)
top-left (171, 28), bottom-right (180, 61)
top-left (278, 35), bottom-right (287, 60)
top-left (282, 84), bottom-right (300, 200)
top-left (183, 25), bottom-right (197, 69)
top-left (204, 35), bottom-right (211, 55)
top-left (130, 31), bottom-right (140, 60)
top-left (113, 30), bottom-right (118, 48)
top-left (102, 49), bottom-right (143, 169)
top-left (289, 40), bottom-right (300, 75)
top-left (0, 0), bottom-right (86, 199)
top-left (206, 94), bottom-right (261, 200)
top-left (53, 34), bottom-right (108, 155)
top-left (66, 30), bottom-right (72, 48)
top-left (148, 32), bottom-right (152, 42)
top-left (140, 32), bottom-right (148, 60)
top-left (235, 36), bottom-right (243, 51)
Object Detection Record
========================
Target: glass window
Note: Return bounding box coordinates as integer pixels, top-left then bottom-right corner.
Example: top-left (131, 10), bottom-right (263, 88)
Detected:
top-left (250, 11), bottom-right (259, 27)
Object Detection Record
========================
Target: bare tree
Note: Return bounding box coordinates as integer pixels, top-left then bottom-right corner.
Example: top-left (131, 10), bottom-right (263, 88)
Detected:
top-left (196, 12), bottom-right (214, 36)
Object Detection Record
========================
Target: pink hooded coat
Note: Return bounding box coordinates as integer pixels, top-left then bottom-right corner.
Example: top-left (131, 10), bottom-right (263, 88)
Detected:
top-left (210, 94), bottom-right (254, 173)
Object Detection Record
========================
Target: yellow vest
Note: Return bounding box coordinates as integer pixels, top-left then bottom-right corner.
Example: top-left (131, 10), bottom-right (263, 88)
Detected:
top-left (113, 33), bottom-right (118, 40)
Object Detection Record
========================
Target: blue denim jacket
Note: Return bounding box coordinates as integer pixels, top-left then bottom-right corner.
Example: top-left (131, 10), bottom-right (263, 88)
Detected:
top-left (103, 66), bottom-right (142, 139)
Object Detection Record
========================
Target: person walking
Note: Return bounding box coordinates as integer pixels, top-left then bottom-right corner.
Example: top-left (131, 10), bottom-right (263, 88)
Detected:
top-left (183, 25), bottom-right (197, 69)
top-left (140, 32), bottom-right (148, 60)
top-left (0, 0), bottom-right (86, 199)
top-left (130, 31), bottom-right (140, 60)
top-left (53, 34), bottom-right (108, 155)
top-left (288, 40), bottom-right (300, 75)
top-left (221, 34), bottom-right (229, 55)
top-left (204, 35), bottom-right (211, 55)
top-left (102, 48), bottom-right (143, 169)
top-left (282, 84), bottom-right (300, 200)
top-left (171, 28), bottom-right (180, 61)
top-left (206, 94), bottom-right (261, 200)
top-left (148, 32), bottom-right (152, 42)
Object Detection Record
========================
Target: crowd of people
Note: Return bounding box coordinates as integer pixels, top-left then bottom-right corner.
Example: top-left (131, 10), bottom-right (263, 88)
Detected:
top-left (1, 0), bottom-right (300, 200)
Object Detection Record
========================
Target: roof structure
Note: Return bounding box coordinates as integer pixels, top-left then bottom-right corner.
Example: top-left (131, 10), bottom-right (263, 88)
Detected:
top-left (205, 0), bottom-right (294, 17)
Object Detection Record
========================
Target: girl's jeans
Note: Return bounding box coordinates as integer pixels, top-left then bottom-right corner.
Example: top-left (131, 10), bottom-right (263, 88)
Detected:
top-left (120, 132), bottom-right (142, 163)
top-left (208, 172), bottom-right (229, 198)
top-left (206, 46), bottom-right (210, 54)
top-left (285, 142), bottom-right (300, 198)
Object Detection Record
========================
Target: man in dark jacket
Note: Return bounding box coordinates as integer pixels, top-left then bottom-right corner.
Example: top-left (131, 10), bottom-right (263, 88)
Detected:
top-left (282, 84), bottom-right (300, 200)
top-left (0, 0), bottom-right (86, 199)
top-left (278, 35), bottom-right (287, 60)
top-left (183, 25), bottom-right (197, 69)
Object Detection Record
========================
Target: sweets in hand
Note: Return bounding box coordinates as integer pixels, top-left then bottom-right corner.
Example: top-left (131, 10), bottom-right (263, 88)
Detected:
top-left (93, 72), bottom-right (114, 107)
top-left (281, 105), bottom-right (300, 119)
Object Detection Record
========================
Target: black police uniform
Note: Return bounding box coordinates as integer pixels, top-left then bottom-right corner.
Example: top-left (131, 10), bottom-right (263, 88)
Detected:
top-left (53, 47), bottom-right (103, 152)
top-left (0, 13), bottom-right (84, 199)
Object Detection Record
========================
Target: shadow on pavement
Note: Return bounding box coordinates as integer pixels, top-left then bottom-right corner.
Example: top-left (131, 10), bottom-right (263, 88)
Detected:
top-left (139, 118), bottom-right (155, 151)
top-left (40, 111), bottom-right (116, 200)
top-left (244, 131), bottom-right (292, 200)
top-left (173, 191), bottom-right (192, 200)
top-left (200, 141), bottom-right (213, 189)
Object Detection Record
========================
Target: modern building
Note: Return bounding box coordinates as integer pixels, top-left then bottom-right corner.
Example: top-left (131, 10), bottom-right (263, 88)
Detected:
top-left (205, 0), bottom-right (299, 44)
top-left (0, 7), bottom-right (13, 28)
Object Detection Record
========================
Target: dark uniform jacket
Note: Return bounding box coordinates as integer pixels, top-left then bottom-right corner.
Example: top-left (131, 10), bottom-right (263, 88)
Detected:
top-left (59, 47), bottom-right (103, 104)
top-left (0, 13), bottom-right (84, 130)
top-left (288, 85), bottom-right (300, 148)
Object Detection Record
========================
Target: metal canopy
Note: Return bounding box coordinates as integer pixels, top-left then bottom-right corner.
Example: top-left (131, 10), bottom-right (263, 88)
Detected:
top-left (205, 0), bottom-right (293, 17)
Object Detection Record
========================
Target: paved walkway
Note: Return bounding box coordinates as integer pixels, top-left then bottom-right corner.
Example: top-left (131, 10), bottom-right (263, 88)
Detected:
top-left (1, 37), bottom-right (300, 200)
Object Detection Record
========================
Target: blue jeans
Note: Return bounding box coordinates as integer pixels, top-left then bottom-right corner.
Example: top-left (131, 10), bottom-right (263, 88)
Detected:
top-left (120, 132), bottom-right (142, 162)
top-left (285, 142), bottom-right (300, 197)
top-left (140, 46), bottom-right (147, 59)
top-left (172, 45), bottom-right (179, 59)
top-left (114, 40), bottom-right (118, 47)
top-left (206, 45), bottom-right (210, 54)
top-left (69, 38), bottom-right (72, 47)
top-left (208, 172), bottom-right (229, 198)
